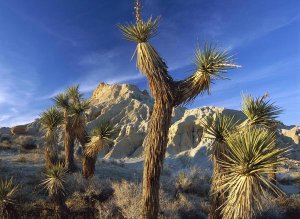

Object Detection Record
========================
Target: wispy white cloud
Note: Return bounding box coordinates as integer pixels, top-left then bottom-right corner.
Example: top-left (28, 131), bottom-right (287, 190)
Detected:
top-left (0, 61), bottom-right (40, 127)
top-left (228, 15), bottom-right (300, 49)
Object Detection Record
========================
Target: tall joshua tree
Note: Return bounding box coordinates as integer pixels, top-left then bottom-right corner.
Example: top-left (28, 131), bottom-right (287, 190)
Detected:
top-left (119, 1), bottom-right (239, 218)
top-left (53, 93), bottom-right (76, 171)
top-left (40, 107), bottom-right (64, 169)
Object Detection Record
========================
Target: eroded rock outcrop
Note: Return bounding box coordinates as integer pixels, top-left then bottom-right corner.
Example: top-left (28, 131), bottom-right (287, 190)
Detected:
top-left (4, 82), bottom-right (299, 160)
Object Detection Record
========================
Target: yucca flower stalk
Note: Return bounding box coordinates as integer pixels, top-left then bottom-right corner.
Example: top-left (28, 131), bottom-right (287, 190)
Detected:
top-left (200, 113), bottom-right (239, 219)
top-left (119, 1), bottom-right (239, 218)
top-left (83, 121), bottom-right (114, 179)
top-left (217, 127), bottom-right (289, 219)
top-left (0, 178), bottom-right (19, 218)
top-left (41, 163), bottom-right (69, 216)
top-left (40, 107), bottom-right (64, 169)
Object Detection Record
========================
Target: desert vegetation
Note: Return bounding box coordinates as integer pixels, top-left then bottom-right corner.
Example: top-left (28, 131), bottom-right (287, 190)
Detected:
top-left (0, 1), bottom-right (299, 219)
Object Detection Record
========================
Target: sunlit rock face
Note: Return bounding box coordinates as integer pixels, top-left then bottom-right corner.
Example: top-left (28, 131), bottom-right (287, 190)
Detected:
top-left (3, 82), bottom-right (299, 159)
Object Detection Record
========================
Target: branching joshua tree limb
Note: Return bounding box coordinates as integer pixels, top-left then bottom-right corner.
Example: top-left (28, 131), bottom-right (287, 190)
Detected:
top-left (119, 1), bottom-right (240, 218)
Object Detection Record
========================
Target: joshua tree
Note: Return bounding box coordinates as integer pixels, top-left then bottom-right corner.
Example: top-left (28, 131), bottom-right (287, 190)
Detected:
top-left (0, 178), bottom-right (19, 219)
top-left (200, 113), bottom-right (239, 219)
top-left (83, 121), bottom-right (114, 178)
top-left (241, 94), bottom-right (283, 182)
top-left (40, 107), bottom-right (64, 168)
top-left (119, 0), bottom-right (239, 217)
top-left (201, 95), bottom-right (284, 218)
top-left (217, 127), bottom-right (288, 219)
top-left (41, 163), bottom-right (68, 217)
top-left (68, 98), bottom-right (94, 179)
top-left (53, 93), bottom-right (76, 171)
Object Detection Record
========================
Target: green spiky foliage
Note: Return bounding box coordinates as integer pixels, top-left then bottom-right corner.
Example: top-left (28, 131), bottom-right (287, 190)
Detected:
top-left (41, 163), bottom-right (69, 216)
top-left (0, 178), bottom-right (19, 218)
top-left (53, 93), bottom-right (70, 112)
top-left (85, 121), bottom-right (114, 157)
top-left (40, 107), bottom-right (64, 168)
top-left (200, 113), bottom-right (239, 219)
top-left (177, 45), bottom-right (240, 104)
top-left (241, 94), bottom-right (283, 128)
top-left (67, 84), bottom-right (83, 105)
top-left (241, 94), bottom-right (283, 184)
top-left (119, 1), bottom-right (240, 218)
top-left (41, 163), bottom-right (67, 197)
top-left (217, 127), bottom-right (288, 219)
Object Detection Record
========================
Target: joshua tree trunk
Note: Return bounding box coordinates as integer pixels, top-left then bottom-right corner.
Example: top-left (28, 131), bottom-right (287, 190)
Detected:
top-left (75, 129), bottom-right (96, 179)
top-left (209, 148), bottom-right (226, 219)
top-left (64, 116), bottom-right (76, 172)
top-left (53, 193), bottom-right (69, 218)
top-left (142, 102), bottom-right (173, 218)
top-left (45, 133), bottom-right (59, 169)
top-left (82, 156), bottom-right (96, 179)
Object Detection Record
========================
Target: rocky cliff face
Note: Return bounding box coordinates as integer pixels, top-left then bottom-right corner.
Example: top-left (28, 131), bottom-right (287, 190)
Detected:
top-left (1, 82), bottom-right (299, 160)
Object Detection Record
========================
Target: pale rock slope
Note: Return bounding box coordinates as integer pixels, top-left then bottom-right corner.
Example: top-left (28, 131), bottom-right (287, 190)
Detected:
top-left (2, 82), bottom-right (299, 161)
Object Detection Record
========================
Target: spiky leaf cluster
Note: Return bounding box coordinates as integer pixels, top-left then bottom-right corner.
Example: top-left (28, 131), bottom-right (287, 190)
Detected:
top-left (67, 84), bottom-right (83, 105)
top-left (200, 112), bottom-right (238, 143)
top-left (53, 93), bottom-right (70, 112)
top-left (40, 107), bottom-right (64, 131)
top-left (41, 163), bottom-right (67, 197)
top-left (242, 94), bottom-right (283, 128)
top-left (0, 178), bottom-right (19, 206)
top-left (218, 127), bottom-right (288, 219)
top-left (119, 17), bottom-right (160, 43)
top-left (176, 44), bottom-right (240, 104)
top-left (85, 122), bottom-right (115, 157)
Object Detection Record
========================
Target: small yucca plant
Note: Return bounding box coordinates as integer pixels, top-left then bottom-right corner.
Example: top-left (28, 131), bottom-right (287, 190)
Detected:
top-left (0, 178), bottom-right (19, 218)
top-left (41, 163), bottom-right (68, 198)
top-left (217, 127), bottom-right (289, 219)
top-left (41, 163), bottom-right (69, 217)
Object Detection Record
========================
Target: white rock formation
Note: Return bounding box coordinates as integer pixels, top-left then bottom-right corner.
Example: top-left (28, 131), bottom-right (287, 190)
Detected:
top-left (4, 82), bottom-right (299, 160)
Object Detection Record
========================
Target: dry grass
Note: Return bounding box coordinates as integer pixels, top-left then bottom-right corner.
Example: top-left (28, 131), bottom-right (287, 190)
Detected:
top-left (174, 167), bottom-right (210, 196)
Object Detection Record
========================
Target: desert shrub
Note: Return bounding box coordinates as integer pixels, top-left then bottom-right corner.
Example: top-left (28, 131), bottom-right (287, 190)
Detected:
top-left (15, 136), bottom-right (37, 150)
top-left (174, 167), bottom-right (210, 196)
top-left (0, 178), bottom-right (20, 218)
top-left (112, 180), bottom-right (142, 219)
top-left (160, 192), bottom-right (207, 219)
top-left (0, 134), bottom-right (12, 143)
top-left (110, 179), bottom-right (208, 219)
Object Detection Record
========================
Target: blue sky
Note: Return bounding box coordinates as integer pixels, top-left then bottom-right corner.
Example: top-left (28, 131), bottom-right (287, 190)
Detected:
top-left (0, 0), bottom-right (299, 127)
